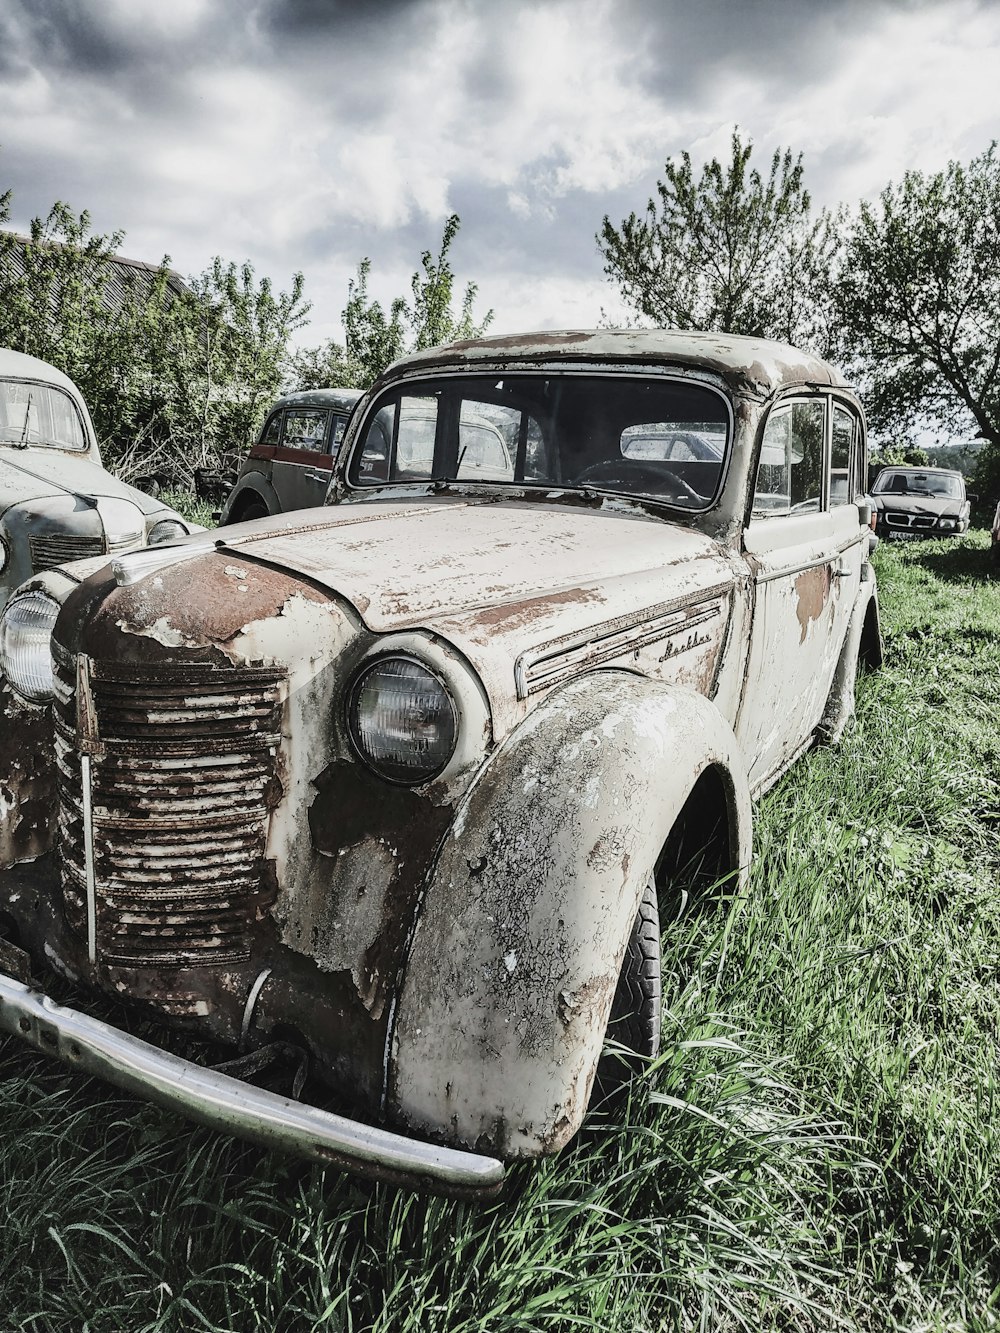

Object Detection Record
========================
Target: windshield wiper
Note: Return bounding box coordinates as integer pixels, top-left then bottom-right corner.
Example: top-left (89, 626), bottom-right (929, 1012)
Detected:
top-left (16, 393), bottom-right (33, 449)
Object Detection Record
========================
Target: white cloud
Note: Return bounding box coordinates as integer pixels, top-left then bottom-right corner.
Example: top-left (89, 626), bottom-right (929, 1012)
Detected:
top-left (2, 0), bottom-right (1000, 344)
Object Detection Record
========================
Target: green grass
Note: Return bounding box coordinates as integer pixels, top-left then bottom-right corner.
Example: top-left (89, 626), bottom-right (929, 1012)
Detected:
top-left (160, 488), bottom-right (217, 530)
top-left (2, 533), bottom-right (1000, 1330)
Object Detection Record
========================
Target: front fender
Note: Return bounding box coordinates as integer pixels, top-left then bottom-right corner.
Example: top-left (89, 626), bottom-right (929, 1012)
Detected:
top-left (388, 670), bottom-right (751, 1157)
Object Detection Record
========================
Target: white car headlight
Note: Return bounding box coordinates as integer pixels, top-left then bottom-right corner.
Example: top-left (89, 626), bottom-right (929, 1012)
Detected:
top-left (937, 517), bottom-right (958, 530)
top-left (347, 656), bottom-right (458, 785)
top-left (0, 534), bottom-right (8, 574)
top-left (0, 589), bottom-right (61, 702)
top-left (147, 518), bottom-right (190, 546)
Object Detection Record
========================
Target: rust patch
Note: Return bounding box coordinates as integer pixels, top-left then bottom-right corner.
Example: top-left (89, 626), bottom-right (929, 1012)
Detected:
top-left (58, 554), bottom-right (329, 670)
top-left (0, 682), bottom-right (58, 869)
top-left (465, 586), bottom-right (603, 635)
top-left (308, 760), bottom-right (452, 1018)
top-left (794, 565), bottom-right (832, 643)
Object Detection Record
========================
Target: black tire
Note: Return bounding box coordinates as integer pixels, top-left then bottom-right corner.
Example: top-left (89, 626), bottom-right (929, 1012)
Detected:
top-left (236, 500), bottom-right (269, 522)
top-left (596, 877), bottom-right (661, 1093)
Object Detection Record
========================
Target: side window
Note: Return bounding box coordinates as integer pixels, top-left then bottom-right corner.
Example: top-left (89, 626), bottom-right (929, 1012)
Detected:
top-left (282, 409), bottom-right (329, 452)
top-left (752, 401), bottom-right (824, 516)
top-left (359, 406), bottom-right (393, 481)
top-left (331, 415), bottom-right (348, 448)
top-left (261, 412), bottom-right (282, 446)
top-left (830, 405), bottom-right (858, 506)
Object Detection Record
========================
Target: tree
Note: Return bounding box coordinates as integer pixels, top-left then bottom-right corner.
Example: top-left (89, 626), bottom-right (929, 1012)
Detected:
top-left (162, 258), bottom-right (310, 476)
top-left (289, 214), bottom-right (492, 391)
top-left (599, 129), bottom-right (837, 349)
top-left (0, 193), bottom-right (310, 483)
top-left (835, 144), bottom-right (1000, 463)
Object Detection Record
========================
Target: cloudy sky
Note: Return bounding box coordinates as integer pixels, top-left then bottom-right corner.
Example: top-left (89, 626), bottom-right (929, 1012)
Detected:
top-left (1, 0), bottom-right (998, 351)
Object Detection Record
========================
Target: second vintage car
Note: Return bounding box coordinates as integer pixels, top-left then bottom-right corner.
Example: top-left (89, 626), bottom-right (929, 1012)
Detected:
top-left (219, 387), bottom-right (363, 522)
top-left (0, 330), bottom-right (882, 1195)
top-left (0, 348), bottom-right (200, 610)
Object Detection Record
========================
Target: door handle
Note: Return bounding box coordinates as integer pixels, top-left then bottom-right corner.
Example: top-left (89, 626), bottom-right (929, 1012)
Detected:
top-left (304, 469), bottom-right (330, 483)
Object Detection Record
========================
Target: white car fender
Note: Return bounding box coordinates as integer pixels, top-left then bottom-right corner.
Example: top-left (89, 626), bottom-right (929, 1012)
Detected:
top-left (388, 669), bottom-right (752, 1158)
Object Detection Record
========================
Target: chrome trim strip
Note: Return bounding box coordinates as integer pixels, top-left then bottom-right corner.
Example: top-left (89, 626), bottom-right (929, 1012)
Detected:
top-left (80, 753), bottom-right (97, 965)
top-left (515, 582), bottom-right (731, 700)
top-left (0, 973), bottom-right (504, 1198)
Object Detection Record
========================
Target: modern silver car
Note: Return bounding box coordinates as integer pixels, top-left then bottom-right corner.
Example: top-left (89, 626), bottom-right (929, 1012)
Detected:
top-left (0, 349), bottom-right (198, 611)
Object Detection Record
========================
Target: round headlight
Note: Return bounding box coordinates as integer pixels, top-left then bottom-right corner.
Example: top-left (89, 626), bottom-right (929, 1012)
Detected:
top-left (147, 519), bottom-right (189, 546)
top-left (0, 589), bottom-right (61, 702)
top-left (0, 534), bottom-right (8, 574)
top-left (347, 656), bottom-right (458, 785)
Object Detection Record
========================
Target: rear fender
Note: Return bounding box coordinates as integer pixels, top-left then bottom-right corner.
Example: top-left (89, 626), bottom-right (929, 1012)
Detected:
top-left (388, 670), bottom-right (751, 1157)
top-left (819, 571), bottom-right (881, 743)
top-left (219, 475), bottom-right (277, 523)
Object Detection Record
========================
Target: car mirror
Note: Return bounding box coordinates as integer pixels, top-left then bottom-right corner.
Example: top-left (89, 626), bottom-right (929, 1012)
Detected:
top-left (857, 498), bottom-right (873, 528)
top-left (967, 492), bottom-right (979, 503)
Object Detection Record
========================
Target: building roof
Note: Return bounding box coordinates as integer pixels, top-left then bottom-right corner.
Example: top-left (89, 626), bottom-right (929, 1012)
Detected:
top-left (0, 232), bottom-right (192, 315)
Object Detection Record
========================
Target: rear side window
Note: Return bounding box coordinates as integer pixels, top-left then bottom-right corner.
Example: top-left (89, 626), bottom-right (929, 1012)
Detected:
top-left (282, 409), bottom-right (329, 452)
top-left (830, 405), bottom-right (859, 506)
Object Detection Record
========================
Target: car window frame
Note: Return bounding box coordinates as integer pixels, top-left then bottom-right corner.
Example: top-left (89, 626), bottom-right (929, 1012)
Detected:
top-left (749, 390), bottom-right (866, 523)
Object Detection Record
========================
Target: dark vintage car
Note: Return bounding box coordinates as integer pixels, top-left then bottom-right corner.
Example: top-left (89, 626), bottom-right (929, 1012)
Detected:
top-left (0, 330), bottom-right (882, 1196)
top-left (870, 465), bottom-right (972, 541)
top-left (219, 387), bottom-right (363, 522)
top-left (0, 349), bottom-right (199, 612)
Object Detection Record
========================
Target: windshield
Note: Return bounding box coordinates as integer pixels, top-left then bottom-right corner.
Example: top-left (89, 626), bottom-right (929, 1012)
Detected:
top-left (873, 469), bottom-right (963, 499)
top-left (347, 374), bottom-right (731, 511)
top-left (0, 379), bottom-right (88, 451)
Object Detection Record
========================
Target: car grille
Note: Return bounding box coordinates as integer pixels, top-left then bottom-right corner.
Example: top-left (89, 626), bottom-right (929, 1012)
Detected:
top-left (884, 512), bottom-right (936, 529)
top-left (53, 653), bottom-right (286, 968)
top-left (29, 533), bottom-right (106, 569)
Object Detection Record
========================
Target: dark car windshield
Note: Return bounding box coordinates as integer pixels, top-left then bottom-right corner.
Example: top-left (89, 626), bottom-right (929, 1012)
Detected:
top-left (0, 379), bottom-right (87, 451)
top-left (873, 469), bottom-right (963, 499)
top-left (347, 374), bottom-right (730, 511)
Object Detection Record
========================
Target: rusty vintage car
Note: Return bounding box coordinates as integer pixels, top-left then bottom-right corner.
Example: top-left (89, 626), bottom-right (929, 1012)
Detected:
top-left (0, 330), bottom-right (882, 1196)
top-left (0, 348), bottom-right (199, 611)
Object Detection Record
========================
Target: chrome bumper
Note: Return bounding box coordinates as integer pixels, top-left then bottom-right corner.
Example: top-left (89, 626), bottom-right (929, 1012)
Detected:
top-left (0, 972), bottom-right (504, 1197)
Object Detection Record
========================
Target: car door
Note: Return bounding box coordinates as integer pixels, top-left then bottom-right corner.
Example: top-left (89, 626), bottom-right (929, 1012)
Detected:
top-left (271, 408), bottom-right (334, 512)
top-left (736, 394), bottom-right (867, 793)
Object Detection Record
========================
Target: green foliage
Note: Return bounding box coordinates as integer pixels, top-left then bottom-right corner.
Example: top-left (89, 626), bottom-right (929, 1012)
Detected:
top-left (159, 258), bottom-right (309, 476)
top-left (599, 129), bottom-right (838, 350)
top-left (289, 214), bottom-right (492, 391)
top-left (836, 143), bottom-right (1000, 450)
top-left (0, 195), bottom-right (310, 485)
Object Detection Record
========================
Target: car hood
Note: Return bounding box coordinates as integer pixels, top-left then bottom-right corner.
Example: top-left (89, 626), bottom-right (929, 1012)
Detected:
top-left (213, 497), bottom-right (735, 728)
top-left (0, 449), bottom-right (163, 517)
top-left (873, 492), bottom-right (965, 517)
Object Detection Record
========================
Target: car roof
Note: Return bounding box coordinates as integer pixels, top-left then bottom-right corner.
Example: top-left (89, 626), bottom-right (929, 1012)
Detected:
top-left (377, 329), bottom-right (848, 398)
top-left (0, 347), bottom-right (88, 399)
top-left (270, 387), bottom-right (364, 412)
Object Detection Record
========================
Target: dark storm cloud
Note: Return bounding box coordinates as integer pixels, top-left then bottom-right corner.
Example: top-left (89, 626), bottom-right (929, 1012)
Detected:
top-left (263, 0), bottom-right (429, 38)
top-left (617, 0), bottom-right (907, 104)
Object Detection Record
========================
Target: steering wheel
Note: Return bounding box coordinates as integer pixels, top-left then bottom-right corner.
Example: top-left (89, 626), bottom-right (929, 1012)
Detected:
top-left (574, 458), bottom-right (704, 505)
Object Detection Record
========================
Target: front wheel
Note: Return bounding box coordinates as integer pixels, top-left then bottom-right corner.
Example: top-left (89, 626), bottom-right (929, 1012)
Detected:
top-left (596, 877), bottom-right (661, 1092)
